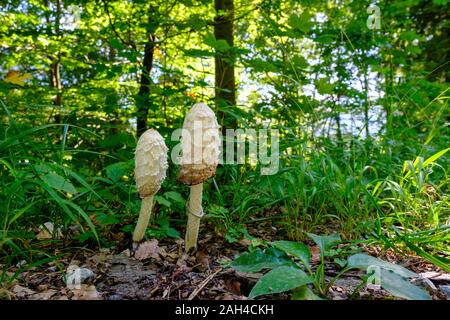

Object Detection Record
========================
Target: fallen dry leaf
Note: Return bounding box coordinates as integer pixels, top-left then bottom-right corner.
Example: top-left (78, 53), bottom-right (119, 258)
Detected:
top-left (12, 285), bottom-right (35, 299)
top-left (310, 245), bottom-right (320, 264)
top-left (36, 222), bottom-right (62, 240)
top-left (134, 239), bottom-right (161, 261)
top-left (32, 289), bottom-right (57, 300)
top-left (0, 288), bottom-right (13, 300)
top-left (70, 285), bottom-right (102, 300)
top-left (4, 70), bottom-right (32, 86)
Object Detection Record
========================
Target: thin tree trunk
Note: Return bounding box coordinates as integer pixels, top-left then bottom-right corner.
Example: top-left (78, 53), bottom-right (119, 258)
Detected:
top-left (214, 0), bottom-right (236, 131)
top-left (136, 8), bottom-right (156, 137)
top-left (335, 113), bottom-right (342, 142)
top-left (49, 0), bottom-right (62, 124)
top-left (363, 66), bottom-right (370, 139)
top-left (109, 43), bottom-right (119, 135)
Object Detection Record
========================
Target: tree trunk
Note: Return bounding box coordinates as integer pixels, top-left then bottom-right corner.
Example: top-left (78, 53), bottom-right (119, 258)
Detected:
top-left (136, 8), bottom-right (156, 137)
top-left (214, 0), bottom-right (236, 131)
top-left (363, 65), bottom-right (370, 139)
top-left (49, 0), bottom-right (62, 124)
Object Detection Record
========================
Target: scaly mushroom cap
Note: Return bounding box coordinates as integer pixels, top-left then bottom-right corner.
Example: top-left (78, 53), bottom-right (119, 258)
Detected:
top-left (177, 103), bottom-right (221, 185)
top-left (135, 129), bottom-right (168, 198)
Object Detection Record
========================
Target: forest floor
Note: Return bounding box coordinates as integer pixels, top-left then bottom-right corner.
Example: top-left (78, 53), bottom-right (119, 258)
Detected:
top-left (1, 221), bottom-right (449, 300)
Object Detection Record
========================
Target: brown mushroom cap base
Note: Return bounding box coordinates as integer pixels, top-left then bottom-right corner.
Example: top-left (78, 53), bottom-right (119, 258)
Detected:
top-left (138, 182), bottom-right (160, 199)
top-left (177, 164), bottom-right (217, 186)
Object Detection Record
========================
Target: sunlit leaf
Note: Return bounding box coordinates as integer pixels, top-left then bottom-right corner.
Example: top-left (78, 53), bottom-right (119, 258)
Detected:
top-left (249, 266), bottom-right (313, 298)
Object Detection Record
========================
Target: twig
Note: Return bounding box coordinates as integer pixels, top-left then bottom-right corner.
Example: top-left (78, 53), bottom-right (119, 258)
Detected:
top-left (188, 268), bottom-right (222, 300)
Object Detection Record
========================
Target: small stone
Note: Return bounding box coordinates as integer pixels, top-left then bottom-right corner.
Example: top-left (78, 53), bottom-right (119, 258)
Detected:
top-left (420, 272), bottom-right (450, 282)
top-left (439, 285), bottom-right (450, 299)
top-left (66, 265), bottom-right (95, 288)
top-left (16, 260), bottom-right (27, 268)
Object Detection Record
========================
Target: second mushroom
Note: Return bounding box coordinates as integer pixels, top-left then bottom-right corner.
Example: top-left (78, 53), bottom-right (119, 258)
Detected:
top-left (178, 103), bottom-right (220, 253)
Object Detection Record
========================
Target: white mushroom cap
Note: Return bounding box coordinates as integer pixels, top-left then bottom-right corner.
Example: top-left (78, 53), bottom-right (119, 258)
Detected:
top-left (135, 129), bottom-right (168, 198)
top-left (178, 103), bottom-right (221, 185)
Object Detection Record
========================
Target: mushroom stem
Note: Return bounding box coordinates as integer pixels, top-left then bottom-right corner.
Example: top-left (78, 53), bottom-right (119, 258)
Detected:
top-left (185, 183), bottom-right (203, 252)
top-left (133, 195), bottom-right (154, 242)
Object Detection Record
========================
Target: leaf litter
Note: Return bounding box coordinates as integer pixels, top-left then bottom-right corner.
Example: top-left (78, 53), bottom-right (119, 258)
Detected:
top-left (1, 227), bottom-right (449, 300)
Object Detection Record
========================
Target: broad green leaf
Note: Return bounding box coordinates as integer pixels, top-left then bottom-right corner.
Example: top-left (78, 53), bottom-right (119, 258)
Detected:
top-left (158, 218), bottom-right (180, 238)
top-left (249, 266), bottom-right (313, 298)
top-left (215, 39), bottom-right (230, 52)
top-left (288, 11), bottom-right (314, 33)
top-left (290, 55), bottom-right (308, 69)
top-left (203, 32), bottom-right (216, 47)
top-left (109, 38), bottom-right (125, 50)
top-left (183, 49), bottom-right (214, 58)
top-left (271, 241), bottom-right (311, 267)
top-left (40, 172), bottom-right (77, 194)
top-left (231, 248), bottom-right (293, 273)
top-left (106, 162), bottom-right (131, 182)
top-left (380, 269), bottom-right (431, 300)
top-left (315, 78), bottom-right (334, 95)
top-left (164, 191), bottom-right (185, 205)
top-left (307, 233), bottom-right (341, 254)
top-left (347, 253), bottom-right (417, 278)
top-left (291, 285), bottom-right (324, 300)
top-left (154, 195), bottom-right (171, 207)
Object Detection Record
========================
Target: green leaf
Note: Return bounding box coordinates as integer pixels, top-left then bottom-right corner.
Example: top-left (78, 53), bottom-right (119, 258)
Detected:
top-left (380, 269), bottom-right (431, 300)
top-left (432, 0), bottom-right (449, 5)
top-left (164, 227), bottom-right (180, 239)
top-left (307, 233), bottom-right (341, 254)
top-left (94, 212), bottom-right (120, 226)
top-left (249, 266), bottom-right (313, 298)
top-left (183, 49), bottom-right (214, 58)
top-left (215, 39), bottom-right (230, 52)
top-left (290, 55), bottom-right (308, 69)
top-left (271, 241), bottom-right (311, 267)
top-left (40, 172), bottom-right (77, 194)
top-left (347, 253), bottom-right (417, 278)
top-left (154, 195), bottom-right (171, 207)
top-left (203, 32), bottom-right (216, 47)
top-left (106, 161), bottom-right (131, 182)
top-left (288, 11), bottom-right (314, 33)
top-left (203, 32), bottom-right (230, 52)
top-left (291, 285), bottom-right (324, 300)
top-left (231, 248), bottom-right (293, 273)
top-left (156, 217), bottom-right (180, 239)
top-left (422, 147), bottom-right (450, 167)
top-left (109, 38), bottom-right (125, 50)
top-left (164, 191), bottom-right (185, 205)
top-left (315, 78), bottom-right (334, 95)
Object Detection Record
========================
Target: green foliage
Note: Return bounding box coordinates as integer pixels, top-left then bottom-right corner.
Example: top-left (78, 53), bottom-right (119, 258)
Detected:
top-left (249, 266), bottom-right (313, 299)
top-left (232, 237), bottom-right (431, 300)
top-left (347, 253), bottom-right (431, 300)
